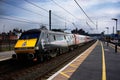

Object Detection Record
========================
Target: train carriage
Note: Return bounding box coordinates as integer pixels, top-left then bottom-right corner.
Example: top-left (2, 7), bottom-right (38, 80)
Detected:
top-left (12, 29), bottom-right (92, 61)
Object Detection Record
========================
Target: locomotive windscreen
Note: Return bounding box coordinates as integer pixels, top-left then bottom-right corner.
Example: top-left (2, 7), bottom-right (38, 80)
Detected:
top-left (20, 32), bottom-right (40, 39)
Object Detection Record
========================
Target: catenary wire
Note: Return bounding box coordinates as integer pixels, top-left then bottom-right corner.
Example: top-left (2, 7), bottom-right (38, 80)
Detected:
top-left (24, 0), bottom-right (72, 23)
top-left (74, 0), bottom-right (96, 26)
top-left (0, 0), bottom-right (48, 18)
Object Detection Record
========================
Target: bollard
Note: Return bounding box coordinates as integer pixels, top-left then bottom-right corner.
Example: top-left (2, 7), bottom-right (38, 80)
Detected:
top-left (115, 43), bottom-right (117, 53)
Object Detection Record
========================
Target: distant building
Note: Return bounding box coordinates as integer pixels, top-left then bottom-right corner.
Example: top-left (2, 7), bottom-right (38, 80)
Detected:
top-left (9, 32), bottom-right (18, 40)
top-left (0, 32), bottom-right (18, 40)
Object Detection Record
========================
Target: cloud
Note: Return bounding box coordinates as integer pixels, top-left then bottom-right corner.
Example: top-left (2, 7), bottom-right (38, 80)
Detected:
top-left (0, 0), bottom-right (119, 34)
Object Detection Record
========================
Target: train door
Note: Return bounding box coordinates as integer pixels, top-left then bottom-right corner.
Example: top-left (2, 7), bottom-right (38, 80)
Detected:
top-left (48, 33), bottom-right (56, 43)
top-left (65, 35), bottom-right (71, 46)
top-left (40, 31), bottom-right (49, 49)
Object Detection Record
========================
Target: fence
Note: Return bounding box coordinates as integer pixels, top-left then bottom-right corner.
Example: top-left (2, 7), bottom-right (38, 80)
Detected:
top-left (0, 40), bottom-right (17, 52)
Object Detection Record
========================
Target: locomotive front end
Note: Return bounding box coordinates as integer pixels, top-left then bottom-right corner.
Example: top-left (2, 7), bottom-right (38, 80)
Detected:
top-left (12, 30), bottom-right (40, 61)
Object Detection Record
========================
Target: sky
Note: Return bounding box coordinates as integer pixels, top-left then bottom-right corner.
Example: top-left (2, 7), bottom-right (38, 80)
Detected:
top-left (0, 0), bottom-right (120, 34)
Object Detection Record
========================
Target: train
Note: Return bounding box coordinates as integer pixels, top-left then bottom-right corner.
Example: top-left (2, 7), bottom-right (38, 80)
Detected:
top-left (12, 29), bottom-right (93, 61)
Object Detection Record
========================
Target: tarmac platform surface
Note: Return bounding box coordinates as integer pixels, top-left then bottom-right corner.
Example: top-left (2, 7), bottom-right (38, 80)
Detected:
top-left (0, 51), bottom-right (15, 61)
top-left (48, 41), bottom-right (120, 80)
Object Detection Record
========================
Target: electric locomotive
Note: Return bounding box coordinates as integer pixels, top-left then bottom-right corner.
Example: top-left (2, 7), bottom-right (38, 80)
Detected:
top-left (12, 29), bottom-right (69, 61)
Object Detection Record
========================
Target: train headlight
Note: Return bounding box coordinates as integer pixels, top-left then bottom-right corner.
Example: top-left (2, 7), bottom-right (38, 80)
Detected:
top-left (35, 46), bottom-right (39, 50)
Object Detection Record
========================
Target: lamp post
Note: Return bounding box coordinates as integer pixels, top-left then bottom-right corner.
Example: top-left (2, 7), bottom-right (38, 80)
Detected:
top-left (112, 18), bottom-right (118, 34)
top-left (112, 18), bottom-right (118, 53)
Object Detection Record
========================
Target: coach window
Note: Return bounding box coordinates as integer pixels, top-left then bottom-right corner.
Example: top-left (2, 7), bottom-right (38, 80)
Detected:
top-left (56, 35), bottom-right (64, 40)
top-left (56, 35), bottom-right (59, 40)
top-left (70, 36), bottom-right (72, 39)
top-left (55, 35), bottom-right (59, 40)
top-left (49, 34), bottom-right (55, 42)
top-left (68, 36), bottom-right (71, 40)
top-left (66, 35), bottom-right (69, 40)
top-left (61, 35), bottom-right (65, 40)
top-left (66, 36), bottom-right (69, 40)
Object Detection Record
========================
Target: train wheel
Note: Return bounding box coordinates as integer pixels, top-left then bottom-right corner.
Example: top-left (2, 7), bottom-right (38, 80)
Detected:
top-left (49, 50), bottom-right (57, 58)
top-left (59, 48), bottom-right (63, 54)
top-left (44, 53), bottom-right (51, 60)
top-left (69, 47), bottom-right (74, 51)
top-left (37, 54), bottom-right (44, 62)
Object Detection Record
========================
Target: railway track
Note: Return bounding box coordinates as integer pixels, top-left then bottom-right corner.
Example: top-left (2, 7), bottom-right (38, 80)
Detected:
top-left (0, 40), bottom-right (96, 80)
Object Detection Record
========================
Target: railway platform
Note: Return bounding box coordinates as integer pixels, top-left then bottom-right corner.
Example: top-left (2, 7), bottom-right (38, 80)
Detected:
top-left (0, 51), bottom-right (15, 61)
top-left (48, 40), bottom-right (120, 80)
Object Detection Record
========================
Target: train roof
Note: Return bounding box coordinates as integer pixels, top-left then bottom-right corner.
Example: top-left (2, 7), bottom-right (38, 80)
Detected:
top-left (23, 29), bottom-right (89, 37)
top-left (24, 29), bottom-right (41, 33)
top-left (23, 29), bottom-right (67, 35)
top-left (42, 30), bottom-right (66, 34)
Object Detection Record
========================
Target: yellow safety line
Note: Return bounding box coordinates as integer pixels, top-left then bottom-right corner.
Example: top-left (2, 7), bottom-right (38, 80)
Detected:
top-left (101, 42), bottom-right (106, 80)
top-left (63, 70), bottom-right (76, 73)
top-left (60, 72), bottom-right (70, 78)
top-left (55, 41), bottom-right (98, 79)
top-left (60, 41), bottom-right (99, 79)
top-left (69, 64), bottom-right (77, 68)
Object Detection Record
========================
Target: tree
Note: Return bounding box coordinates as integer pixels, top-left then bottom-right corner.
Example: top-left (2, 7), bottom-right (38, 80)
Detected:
top-left (40, 25), bottom-right (48, 30)
top-left (71, 28), bottom-right (88, 35)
